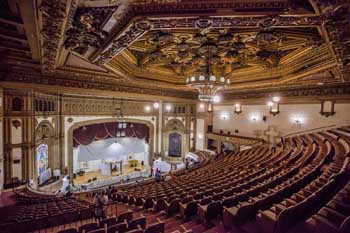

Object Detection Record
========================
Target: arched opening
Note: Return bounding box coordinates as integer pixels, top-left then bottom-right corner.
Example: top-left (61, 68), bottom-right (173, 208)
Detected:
top-left (67, 119), bottom-right (154, 185)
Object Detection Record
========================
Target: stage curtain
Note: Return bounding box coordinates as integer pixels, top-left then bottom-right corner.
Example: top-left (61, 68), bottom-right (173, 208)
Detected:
top-left (73, 122), bottom-right (149, 147)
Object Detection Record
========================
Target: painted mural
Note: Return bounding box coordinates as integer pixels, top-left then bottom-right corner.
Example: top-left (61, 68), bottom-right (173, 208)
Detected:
top-left (169, 132), bottom-right (182, 157)
top-left (37, 144), bottom-right (50, 183)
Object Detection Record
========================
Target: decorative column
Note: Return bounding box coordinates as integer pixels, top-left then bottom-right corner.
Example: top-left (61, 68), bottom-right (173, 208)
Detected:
top-left (3, 117), bottom-right (12, 183)
top-left (184, 105), bottom-right (191, 155)
top-left (203, 103), bottom-right (213, 150)
top-left (158, 101), bottom-right (163, 154)
top-left (58, 95), bottom-right (65, 173)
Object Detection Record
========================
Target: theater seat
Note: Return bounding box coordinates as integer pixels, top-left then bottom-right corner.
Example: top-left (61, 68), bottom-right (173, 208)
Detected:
top-left (117, 211), bottom-right (133, 223)
top-left (107, 222), bottom-right (127, 233)
top-left (180, 200), bottom-right (198, 220)
top-left (144, 221), bottom-right (165, 233)
top-left (57, 229), bottom-right (78, 233)
top-left (99, 217), bottom-right (117, 228)
top-left (78, 222), bottom-right (98, 233)
top-left (165, 198), bottom-right (180, 217)
top-left (199, 201), bottom-right (222, 223)
top-left (128, 216), bottom-right (146, 230)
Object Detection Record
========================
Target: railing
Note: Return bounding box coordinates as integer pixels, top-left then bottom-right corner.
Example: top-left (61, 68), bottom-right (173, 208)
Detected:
top-left (207, 132), bottom-right (265, 146)
top-left (282, 124), bottom-right (339, 138)
top-left (164, 156), bottom-right (184, 164)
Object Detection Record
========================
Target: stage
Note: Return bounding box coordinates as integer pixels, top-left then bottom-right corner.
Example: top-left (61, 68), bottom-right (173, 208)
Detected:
top-left (73, 164), bottom-right (147, 186)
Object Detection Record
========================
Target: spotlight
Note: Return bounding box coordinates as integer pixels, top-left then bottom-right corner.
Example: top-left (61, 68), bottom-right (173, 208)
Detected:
top-left (267, 101), bottom-right (274, 107)
top-left (199, 103), bottom-right (205, 109)
top-left (153, 102), bottom-right (160, 109)
top-left (165, 104), bottom-right (171, 111)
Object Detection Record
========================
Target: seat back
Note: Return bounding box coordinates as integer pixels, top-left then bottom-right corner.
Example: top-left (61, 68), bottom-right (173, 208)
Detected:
top-left (57, 229), bottom-right (78, 233)
top-left (275, 207), bottom-right (295, 233)
top-left (181, 196), bottom-right (192, 204)
top-left (107, 222), bottom-right (127, 233)
top-left (222, 196), bottom-right (236, 208)
top-left (340, 216), bottom-right (350, 233)
top-left (205, 201), bottom-right (223, 222)
top-left (79, 222), bottom-right (98, 233)
top-left (128, 216), bottom-right (146, 230)
top-left (117, 210), bottom-right (133, 223)
top-left (200, 197), bottom-right (211, 205)
top-left (144, 222), bottom-right (165, 233)
top-left (99, 217), bottom-right (117, 228)
top-left (185, 201), bottom-right (198, 217)
top-left (154, 198), bottom-right (166, 212)
top-left (143, 197), bottom-right (154, 209)
top-left (89, 229), bottom-right (105, 233)
top-left (167, 199), bottom-right (180, 216)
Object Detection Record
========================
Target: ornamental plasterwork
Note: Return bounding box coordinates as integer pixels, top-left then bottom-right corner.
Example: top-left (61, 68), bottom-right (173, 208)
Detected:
top-left (222, 83), bottom-right (350, 101)
top-left (61, 96), bottom-right (157, 115)
top-left (39, 0), bottom-right (79, 73)
top-left (2, 0), bottom-right (349, 99)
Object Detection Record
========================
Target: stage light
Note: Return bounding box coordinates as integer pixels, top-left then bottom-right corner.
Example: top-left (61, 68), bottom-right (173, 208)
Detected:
top-left (165, 104), bottom-right (172, 111)
top-left (153, 102), bottom-right (160, 109)
top-left (144, 105), bottom-right (151, 112)
top-left (272, 96), bottom-right (280, 102)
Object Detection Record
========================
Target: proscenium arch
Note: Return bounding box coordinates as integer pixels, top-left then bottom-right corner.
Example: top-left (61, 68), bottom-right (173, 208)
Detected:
top-left (67, 118), bottom-right (154, 182)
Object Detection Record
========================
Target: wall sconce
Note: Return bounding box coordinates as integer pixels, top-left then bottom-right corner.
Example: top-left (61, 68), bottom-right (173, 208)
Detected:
top-left (144, 105), bottom-right (151, 112)
top-left (207, 103), bottom-right (213, 113)
top-left (220, 113), bottom-right (229, 120)
top-left (320, 100), bottom-right (335, 117)
top-left (165, 104), bottom-right (172, 112)
top-left (153, 102), bottom-right (160, 109)
top-left (291, 116), bottom-right (304, 127)
top-left (234, 103), bottom-right (242, 114)
top-left (267, 96), bottom-right (280, 116)
top-left (251, 115), bottom-right (258, 121)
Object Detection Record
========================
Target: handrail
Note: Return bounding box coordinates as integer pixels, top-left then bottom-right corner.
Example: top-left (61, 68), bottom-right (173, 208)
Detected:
top-left (208, 131), bottom-right (265, 142)
top-left (283, 125), bottom-right (337, 138)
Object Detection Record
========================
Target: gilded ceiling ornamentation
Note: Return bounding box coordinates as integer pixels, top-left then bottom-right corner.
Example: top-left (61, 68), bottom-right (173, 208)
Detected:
top-left (39, 0), bottom-right (79, 73)
top-left (64, 7), bottom-right (116, 55)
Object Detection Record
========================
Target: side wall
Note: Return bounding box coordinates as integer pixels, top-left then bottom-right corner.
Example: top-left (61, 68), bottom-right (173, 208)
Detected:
top-left (213, 103), bottom-right (350, 142)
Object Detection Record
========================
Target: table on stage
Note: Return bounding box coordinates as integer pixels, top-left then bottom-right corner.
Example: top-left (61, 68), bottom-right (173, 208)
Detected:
top-left (128, 159), bottom-right (138, 167)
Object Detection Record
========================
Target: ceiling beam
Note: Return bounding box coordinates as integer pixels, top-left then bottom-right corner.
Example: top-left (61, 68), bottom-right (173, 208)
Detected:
top-left (0, 14), bottom-right (23, 26)
top-left (0, 28), bottom-right (27, 43)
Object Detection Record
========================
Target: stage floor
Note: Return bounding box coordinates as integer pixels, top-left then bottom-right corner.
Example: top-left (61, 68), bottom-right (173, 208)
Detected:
top-left (73, 164), bottom-right (146, 185)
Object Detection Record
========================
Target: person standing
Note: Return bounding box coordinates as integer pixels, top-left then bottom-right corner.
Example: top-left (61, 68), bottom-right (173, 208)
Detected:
top-left (271, 142), bottom-right (276, 154)
top-left (150, 166), bottom-right (154, 177)
top-left (94, 190), bottom-right (109, 220)
top-left (155, 170), bottom-right (161, 183)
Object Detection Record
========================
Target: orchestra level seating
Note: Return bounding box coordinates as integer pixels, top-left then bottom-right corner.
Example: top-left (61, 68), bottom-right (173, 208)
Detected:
top-left (0, 127), bottom-right (349, 233)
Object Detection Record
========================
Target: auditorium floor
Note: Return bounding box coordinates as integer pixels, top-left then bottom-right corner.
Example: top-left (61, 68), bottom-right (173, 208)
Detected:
top-left (73, 164), bottom-right (147, 185)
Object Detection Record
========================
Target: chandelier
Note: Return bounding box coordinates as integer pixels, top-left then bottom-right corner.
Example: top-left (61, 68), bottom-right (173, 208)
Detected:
top-left (186, 53), bottom-right (230, 102)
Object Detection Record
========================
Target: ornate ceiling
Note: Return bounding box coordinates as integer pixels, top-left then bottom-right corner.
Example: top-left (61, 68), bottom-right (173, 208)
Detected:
top-left (0, 0), bottom-right (349, 100)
